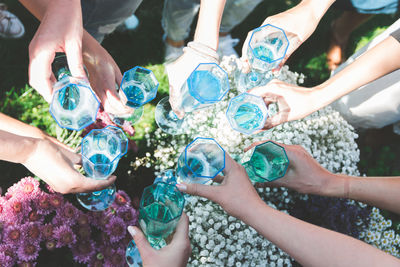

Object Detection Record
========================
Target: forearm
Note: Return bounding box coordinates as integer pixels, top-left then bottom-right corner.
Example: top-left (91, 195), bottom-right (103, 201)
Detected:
top-left (294, 0), bottom-right (335, 24)
top-left (243, 201), bottom-right (399, 267)
top-left (19, 0), bottom-right (80, 21)
top-left (312, 36), bottom-right (400, 109)
top-left (194, 0), bottom-right (226, 50)
top-left (0, 130), bottom-right (37, 164)
top-left (0, 113), bottom-right (46, 139)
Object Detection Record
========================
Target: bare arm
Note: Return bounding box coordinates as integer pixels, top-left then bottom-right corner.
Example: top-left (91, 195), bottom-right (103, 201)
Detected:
top-left (249, 35), bottom-right (400, 129)
top-left (177, 153), bottom-right (400, 267)
top-left (246, 141), bottom-right (400, 215)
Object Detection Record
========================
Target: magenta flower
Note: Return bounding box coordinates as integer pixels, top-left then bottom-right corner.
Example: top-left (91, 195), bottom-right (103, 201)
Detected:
top-left (114, 190), bottom-right (131, 206)
top-left (53, 202), bottom-right (78, 226)
top-left (17, 240), bottom-right (40, 262)
top-left (105, 217), bottom-right (126, 243)
top-left (53, 225), bottom-right (77, 248)
top-left (48, 193), bottom-right (64, 209)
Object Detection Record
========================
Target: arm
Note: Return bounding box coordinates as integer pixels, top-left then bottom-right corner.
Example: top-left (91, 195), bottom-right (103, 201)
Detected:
top-left (167, 0), bottom-right (226, 117)
top-left (249, 34), bottom-right (400, 129)
top-left (246, 141), bottom-right (400, 215)
top-left (0, 117), bottom-right (115, 194)
top-left (19, 0), bottom-right (127, 115)
top-left (176, 153), bottom-right (400, 267)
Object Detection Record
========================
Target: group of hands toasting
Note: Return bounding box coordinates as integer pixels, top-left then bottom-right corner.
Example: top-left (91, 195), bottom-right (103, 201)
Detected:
top-left (10, 0), bottom-right (400, 266)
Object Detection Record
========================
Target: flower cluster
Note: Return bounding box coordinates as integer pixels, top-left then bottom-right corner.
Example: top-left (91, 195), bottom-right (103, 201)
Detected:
top-left (360, 207), bottom-right (400, 257)
top-left (139, 56), bottom-right (368, 265)
top-left (0, 177), bottom-right (138, 266)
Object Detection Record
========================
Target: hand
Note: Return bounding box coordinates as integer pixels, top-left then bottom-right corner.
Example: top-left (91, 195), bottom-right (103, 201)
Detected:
top-left (82, 32), bottom-right (129, 115)
top-left (166, 48), bottom-right (218, 118)
top-left (22, 138), bottom-right (116, 194)
top-left (127, 213), bottom-right (191, 267)
top-left (245, 140), bottom-right (341, 196)
top-left (28, 0), bottom-right (86, 102)
top-left (176, 152), bottom-right (264, 221)
top-left (248, 79), bottom-right (318, 130)
top-left (240, 4), bottom-right (320, 72)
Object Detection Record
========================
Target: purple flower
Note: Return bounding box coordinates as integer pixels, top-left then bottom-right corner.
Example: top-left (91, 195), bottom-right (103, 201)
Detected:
top-left (105, 217), bottom-right (126, 243)
top-left (17, 240), bottom-right (40, 262)
top-left (53, 202), bottom-right (78, 226)
top-left (3, 224), bottom-right (24, 245)
top-left (22, 222), bottom-right (42, 242)
top-left (71, 240), bottom-right (95, 264)
top-left (53, 225), bottom-right (77, 248)
top-left (104, 248), bottom-right (125, 267)
top-left (113, 190), bottom-right (131, 206)
top-left (0, 244), bottom-right (15, 267)
top-left (41, 223), bottom-right (54, 240)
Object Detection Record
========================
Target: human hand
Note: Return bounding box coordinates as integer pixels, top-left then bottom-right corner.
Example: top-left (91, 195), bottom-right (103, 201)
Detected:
top-left (245, 140), bottom-right (339, 196)
top-left (166, 44), bottom-right (219, 118)
top-left (22, 138), bottom-right (116, 194)
top-left (127, 213), bottom-right (191, 267)
top-left (176, 152), bottom-right (264, 221)
top-left (241, 5), bottom-right (319, 72)
top-left (82, 32), bottom-right (129, 115)
top-left (248, 79), bottom-right (319, 130)
top-left (28, 0), bottom-right (86, 102)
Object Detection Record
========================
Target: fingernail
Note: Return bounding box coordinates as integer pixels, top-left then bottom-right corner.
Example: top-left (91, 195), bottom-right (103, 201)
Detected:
top-left (127, 226), bottom-right (136, 237)
top-left (176, 183), bottom-right (187, 191)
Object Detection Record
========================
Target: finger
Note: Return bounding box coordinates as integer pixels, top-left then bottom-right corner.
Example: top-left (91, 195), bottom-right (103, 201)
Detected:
top-left (78, 175), bottom-right (117, 193)
top-left (243, 140), bottom-right (270, 153)
top-left (176, 182), bottom-right (219, 201)
top-left (222, 152), bottom-right (241, 177)
top-left (168, 86), bottom-right (185, 119)
top-left (128, 226), bottom-right (154, 259)
top-left (212, 174), bottom-right (224, 183)
top-left (29, 50), bottom-right (55, 102)
top-left (65, 41), bottom-right (86, 78)
top-left (171, 213), bottom-right (190, 247)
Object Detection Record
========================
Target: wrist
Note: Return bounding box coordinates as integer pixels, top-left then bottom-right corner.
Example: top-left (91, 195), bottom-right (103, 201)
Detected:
top-left (322, 173), bottom-right (350, 198)
top-left (19, 137), bottom-right (40, 165)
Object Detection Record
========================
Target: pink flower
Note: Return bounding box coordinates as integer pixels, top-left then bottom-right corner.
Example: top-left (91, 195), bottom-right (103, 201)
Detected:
top-left (71, 240), bottom-right (95, 264)
top-left (34, 191), bottom-right (53, 215)
top-left (48, 193), bottom-right (64, 209)
top-left (1, 197), bottom-right (31, 224)
top-left (53, 225), bottom-right (77, 248)
top-left (114, 190), bottom-right (131, 206)
top-left (105, 217), bottom-right (126, 243)
top-left (5, 177), bottom-right (40, 201)
top-left (17, 240), bottom-right (40, 262)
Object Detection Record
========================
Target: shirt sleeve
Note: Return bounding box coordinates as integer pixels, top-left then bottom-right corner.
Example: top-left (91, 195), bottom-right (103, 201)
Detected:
top-left (390, 28), bottom-right (400, 43)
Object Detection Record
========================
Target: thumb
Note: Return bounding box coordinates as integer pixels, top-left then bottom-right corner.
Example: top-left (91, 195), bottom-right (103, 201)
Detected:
top-left (79, 175), bottom-right (117, 193)
top-left (176, 182), bottom-right (219, 202)
top-left (128, 226), bottom-right (154, 259)
top-left (65, 41), bottom-right (86, 79)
